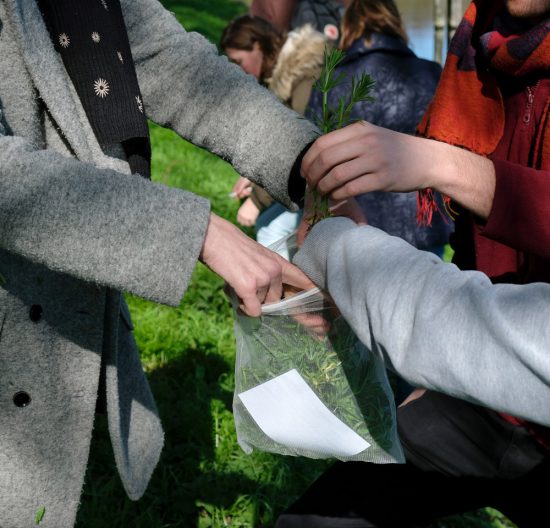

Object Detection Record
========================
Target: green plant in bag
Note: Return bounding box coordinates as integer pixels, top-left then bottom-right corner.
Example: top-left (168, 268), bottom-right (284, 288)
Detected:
top-left (235, 300), bottom-right (398, 459)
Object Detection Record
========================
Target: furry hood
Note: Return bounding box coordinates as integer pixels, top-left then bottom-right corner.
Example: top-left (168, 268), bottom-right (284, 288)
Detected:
top-left (268, 24), bottom-right (327, 103)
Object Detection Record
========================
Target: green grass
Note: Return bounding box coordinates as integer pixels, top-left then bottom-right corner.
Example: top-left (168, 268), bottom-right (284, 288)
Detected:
top-left (76, 2), bottom-right (515, 527)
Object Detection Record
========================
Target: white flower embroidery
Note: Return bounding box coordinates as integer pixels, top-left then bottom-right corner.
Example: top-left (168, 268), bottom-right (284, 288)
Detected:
top-left (94, 78), bottom-right (110, 98)
top-left (100, 0), bottom-right (108, 9)
top-left (117, 51), bottom-right (123, 63)
top-left (59, 33), bottom-right (70, 48)
top-left (91, 32), bottom-right (101, 43)
top-left (135, 95), bottom-right (144, 113)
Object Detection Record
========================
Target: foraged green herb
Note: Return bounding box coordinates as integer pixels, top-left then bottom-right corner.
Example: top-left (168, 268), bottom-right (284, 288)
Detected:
top-left (234, 301), bottom-right (396, 458)
top-left (35, 506), bottom-right (45, 525)
top-left (308, 47), bottom-right (375, 226)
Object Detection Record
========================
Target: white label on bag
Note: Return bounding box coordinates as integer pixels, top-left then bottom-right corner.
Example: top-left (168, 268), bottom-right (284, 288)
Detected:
top-left (238, 369), bottom-right (370, 457)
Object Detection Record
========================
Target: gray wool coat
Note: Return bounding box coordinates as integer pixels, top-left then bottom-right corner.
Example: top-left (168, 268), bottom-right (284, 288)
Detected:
top-left (0, 0), bottom-right (318, 526)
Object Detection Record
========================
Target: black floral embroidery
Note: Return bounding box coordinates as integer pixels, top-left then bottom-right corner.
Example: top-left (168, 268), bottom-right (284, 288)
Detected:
top-left (94, 78), bottom-right (110, 98)
top-left (59, 32), bottom-right (70, 48)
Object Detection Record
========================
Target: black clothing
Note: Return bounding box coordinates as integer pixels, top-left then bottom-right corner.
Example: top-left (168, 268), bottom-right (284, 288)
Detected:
top-left (37, 0), bottom-right (151, 177)
top-left (291, 0), bottom-right (344, 42)
top-left (276, 392), bottom-right (549, 528)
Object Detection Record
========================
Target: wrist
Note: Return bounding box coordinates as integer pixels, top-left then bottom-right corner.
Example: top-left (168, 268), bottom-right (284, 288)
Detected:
top-left (429, 142), bottom-right (496, 219)
top-left (199, 212), bottom-right (220, 265)
top-left (423, 139), bottom-right (458, 193)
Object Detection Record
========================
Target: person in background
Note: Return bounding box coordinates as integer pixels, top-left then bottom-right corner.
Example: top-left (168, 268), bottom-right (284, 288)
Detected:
top-left (279, 0), bottom-right (550, 526)
top-left (307, 0), bottom-right (451, 259)
top-left (250, 0), bottom-right (348, 42)
top-left (221, 15), bottom-right (326, 256)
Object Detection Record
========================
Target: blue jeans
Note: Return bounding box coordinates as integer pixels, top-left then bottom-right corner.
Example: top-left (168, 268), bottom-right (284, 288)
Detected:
top-left (256, 203), bottom-right (302, 260)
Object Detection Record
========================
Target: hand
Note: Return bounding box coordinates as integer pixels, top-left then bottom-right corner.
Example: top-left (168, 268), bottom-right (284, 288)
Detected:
top-left (231, 176), bottom-right (253, 199)
top-left (329, 197), bottom-right (368, 225)
top-left (199, 213), bottom-right (315, 317)
top-left (301, 121), bottom-right (496, 219)
top-left (236, 197), bottom-right (261, 227)
top-left (399, 388), bottom-right (427, 408)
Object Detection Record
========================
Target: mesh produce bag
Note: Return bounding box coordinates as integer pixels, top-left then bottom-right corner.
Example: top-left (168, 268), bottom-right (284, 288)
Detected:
top-left (231, 235), bottom-right (404, 464)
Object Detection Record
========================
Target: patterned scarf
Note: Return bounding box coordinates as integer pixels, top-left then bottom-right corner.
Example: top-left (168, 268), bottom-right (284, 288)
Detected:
top-left (38, 0), bottom-right (151, 178)
top-left (416, 0), bottom-right (550, 224)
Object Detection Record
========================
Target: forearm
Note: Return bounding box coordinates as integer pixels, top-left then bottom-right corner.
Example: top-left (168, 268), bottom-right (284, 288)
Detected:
top-left (294, 218), bottom-right (550, 426)
top-left (121, 0), bottom-right (318, 208)
top-left (425, 139), bottom-right (496, 219)
top-left (0, 136), bottom-right (210, 306)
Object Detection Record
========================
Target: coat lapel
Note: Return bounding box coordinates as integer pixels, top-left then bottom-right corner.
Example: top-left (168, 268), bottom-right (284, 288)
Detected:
top-left (6, 0), bottom-right (130, 172)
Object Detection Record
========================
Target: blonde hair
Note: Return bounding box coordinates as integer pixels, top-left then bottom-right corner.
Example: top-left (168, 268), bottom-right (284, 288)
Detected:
top-left (340, 0), bottom-right (408, 50)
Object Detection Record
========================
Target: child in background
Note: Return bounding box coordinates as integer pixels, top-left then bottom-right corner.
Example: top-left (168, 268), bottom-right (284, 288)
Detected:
top-left (221, 15), bottom-right (326, 257)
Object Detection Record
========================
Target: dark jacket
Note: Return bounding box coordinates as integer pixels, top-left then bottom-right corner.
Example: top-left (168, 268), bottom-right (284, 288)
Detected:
top-left (307, 33), bottom-right (451, 250)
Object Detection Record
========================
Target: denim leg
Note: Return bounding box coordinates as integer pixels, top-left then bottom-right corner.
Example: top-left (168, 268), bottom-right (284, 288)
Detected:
top-left (256, 204), bottom-right (302, 259)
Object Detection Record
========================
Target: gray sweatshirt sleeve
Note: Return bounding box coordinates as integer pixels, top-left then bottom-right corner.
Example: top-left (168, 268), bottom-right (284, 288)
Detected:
top-left (294, 218), bottom-right (550, 427)
top-left (0, 133), bottom-right (210, 306)
top-left (121, 0), bottom-right (319, 208)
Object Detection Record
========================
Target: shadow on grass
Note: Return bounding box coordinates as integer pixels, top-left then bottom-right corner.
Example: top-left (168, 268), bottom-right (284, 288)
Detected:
top-left (77, 349), bottom-right (327, 527)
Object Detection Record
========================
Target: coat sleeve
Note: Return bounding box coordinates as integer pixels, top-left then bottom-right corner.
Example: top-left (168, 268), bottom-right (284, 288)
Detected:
top-left (121, 0), bottom-right (318, 209)
top-left (0, 129), bottom-right (210, 306)
top-left (293, 218), bottom-right (550, 427)
top-left (482, 159), bottom-right (550, 259)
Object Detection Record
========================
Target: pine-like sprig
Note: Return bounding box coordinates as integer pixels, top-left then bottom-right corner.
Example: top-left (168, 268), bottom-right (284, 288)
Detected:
top-left (308, 47), bottom-right (375, 226)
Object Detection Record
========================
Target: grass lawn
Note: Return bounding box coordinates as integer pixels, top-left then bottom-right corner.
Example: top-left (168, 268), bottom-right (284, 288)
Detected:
top-left (76, 2), bottom-right (516, 526)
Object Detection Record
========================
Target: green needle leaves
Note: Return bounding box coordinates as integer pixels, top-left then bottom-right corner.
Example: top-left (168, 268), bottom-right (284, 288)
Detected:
top-left (313, 47), bottom-right (375, 134)
top-left (308, 47), bottom-right (375, 226)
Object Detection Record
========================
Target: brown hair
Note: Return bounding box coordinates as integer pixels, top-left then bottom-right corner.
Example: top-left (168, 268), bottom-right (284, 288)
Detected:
top-left (340, 0), bottom-right (408, 50)
top-left (220, 15), bottom-right (286, 82)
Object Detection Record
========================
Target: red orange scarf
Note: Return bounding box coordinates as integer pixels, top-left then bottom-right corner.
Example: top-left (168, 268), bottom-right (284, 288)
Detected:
top-left (416, 0), bottom-right (550, 224)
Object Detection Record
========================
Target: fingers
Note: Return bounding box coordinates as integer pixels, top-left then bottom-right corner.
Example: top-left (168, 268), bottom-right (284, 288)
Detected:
top-left (238, 258), bottom-right (283, 316)
top-left (239, 294), bottom-right (262, 318)
top-left (235, 255), bottom-right (312, 316)
top-left (280, 258), bottom-right (316, 291)
top-left (236, 186), bottom-right (252, 199)
top-left (295, 216), bottom-right (311, 247)
top-left (302, 122), bottom-right (373, 188)
top-left (232, 177), bottom-right (253, 198)
top-left (291, 311), bottom-right (331, 338)
top-left (307, 136), bottom-right (372, 195)
top-left (201, 214), bottom-right (316, 318)
top-left (236, 212), bottom-right (255, 227)
top-left (317, 155), bottom-right (379, 197)
top-left (200, 214), bottom-right (275, 316)
top-left (236, 198), bottom-right (260, 227)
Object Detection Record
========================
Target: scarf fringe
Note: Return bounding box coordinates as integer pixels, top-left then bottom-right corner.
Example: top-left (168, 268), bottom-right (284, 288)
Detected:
top-left (416, 189), bottom-right (454, 227)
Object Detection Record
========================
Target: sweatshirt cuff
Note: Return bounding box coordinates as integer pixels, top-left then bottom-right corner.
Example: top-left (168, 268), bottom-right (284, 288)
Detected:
top-left (287, 141), bottom-right (314, 207)
top-left (293, 217), bottom-right (356, 288)
top-left (482, 158), bottom-right (531, 250)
